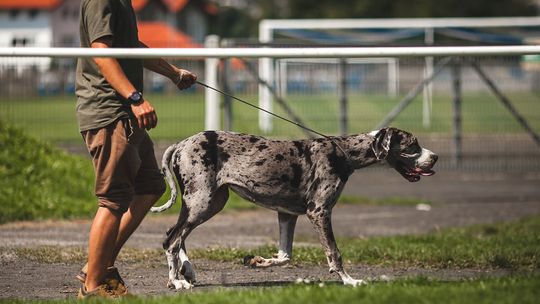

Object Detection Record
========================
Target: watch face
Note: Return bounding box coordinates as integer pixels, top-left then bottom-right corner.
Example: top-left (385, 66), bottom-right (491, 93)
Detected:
top-left (130, 92), bottom-right (142, 103)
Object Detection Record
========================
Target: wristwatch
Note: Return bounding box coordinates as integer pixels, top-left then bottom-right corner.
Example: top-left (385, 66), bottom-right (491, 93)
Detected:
top-left (127, 91), bottom-right (143, 105)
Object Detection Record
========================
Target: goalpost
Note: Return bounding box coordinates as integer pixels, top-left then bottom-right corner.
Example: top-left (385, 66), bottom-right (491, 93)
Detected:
top-left (258, 17), bottom-right (540, 132)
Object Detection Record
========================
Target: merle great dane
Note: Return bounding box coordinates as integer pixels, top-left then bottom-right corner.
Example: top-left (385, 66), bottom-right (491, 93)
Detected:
top-left (151, 127), bottom-right (438, 289)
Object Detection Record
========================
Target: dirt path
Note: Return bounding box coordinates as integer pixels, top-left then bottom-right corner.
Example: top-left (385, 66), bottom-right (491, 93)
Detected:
top-left (1, 170), bottom-right (539, 300)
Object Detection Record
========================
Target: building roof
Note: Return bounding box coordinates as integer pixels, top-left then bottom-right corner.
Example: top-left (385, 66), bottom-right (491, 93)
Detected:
top-left (138, 21), bottom-right (201, 48)
top-left (132, 0), bottom-right (189, 13)
top-left (0, 0), bottom-right (63, 9)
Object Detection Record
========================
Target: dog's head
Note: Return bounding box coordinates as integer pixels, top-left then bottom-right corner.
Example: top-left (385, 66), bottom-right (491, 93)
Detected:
top-left (371, 127), bottom-right (438, 182)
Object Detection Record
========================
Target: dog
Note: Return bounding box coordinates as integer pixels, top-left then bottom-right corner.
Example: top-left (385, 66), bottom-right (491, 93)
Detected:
top-left (151, 127), bottom-right (438, 289)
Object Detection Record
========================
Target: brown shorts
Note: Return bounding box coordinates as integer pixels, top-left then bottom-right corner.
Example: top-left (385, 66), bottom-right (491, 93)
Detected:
top-left (82, 119), bottom-right (166, 213)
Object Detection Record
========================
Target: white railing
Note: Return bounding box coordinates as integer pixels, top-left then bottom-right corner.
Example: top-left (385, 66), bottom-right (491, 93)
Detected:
top-left (0, 45), bottom-right (539, 58)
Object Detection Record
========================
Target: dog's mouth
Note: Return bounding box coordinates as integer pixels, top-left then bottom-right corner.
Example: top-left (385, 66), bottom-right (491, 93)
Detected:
top-left (395, 162), bottom-right (436, 182)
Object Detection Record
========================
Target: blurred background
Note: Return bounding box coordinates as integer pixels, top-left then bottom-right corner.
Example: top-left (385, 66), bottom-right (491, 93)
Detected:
top-left (0, 0), bottom-right (539, 172)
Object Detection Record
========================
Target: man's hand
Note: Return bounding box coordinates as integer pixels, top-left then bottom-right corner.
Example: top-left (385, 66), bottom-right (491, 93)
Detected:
top-left (172, 68), bottom-right (197, 90)
top-left (131, 100), bottom-right (157, 130)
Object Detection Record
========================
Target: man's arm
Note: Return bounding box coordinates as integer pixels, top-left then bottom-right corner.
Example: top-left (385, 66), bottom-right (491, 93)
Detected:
top-left (139, 41), bottom-right (197, 90)
top-left (92, 37), bottom-right (157, 130)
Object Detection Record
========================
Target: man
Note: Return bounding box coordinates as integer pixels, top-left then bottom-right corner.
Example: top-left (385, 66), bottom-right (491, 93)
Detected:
top-left (76, 0), bottom-right (196, 298)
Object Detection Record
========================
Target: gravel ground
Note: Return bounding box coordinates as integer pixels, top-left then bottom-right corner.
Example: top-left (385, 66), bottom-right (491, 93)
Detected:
top-left (1, 169), bottom-right (539, 300)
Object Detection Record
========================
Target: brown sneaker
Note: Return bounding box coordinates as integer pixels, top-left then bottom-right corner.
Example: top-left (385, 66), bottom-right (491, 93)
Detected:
top-left (76, 264), bottom-right (129, 296)
top-left (77, 284), bottom-right (116, 299)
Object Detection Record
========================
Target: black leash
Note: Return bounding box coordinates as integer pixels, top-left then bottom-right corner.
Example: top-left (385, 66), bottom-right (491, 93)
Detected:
top-left (196, 80), bottom-right (330, 139)
top-left (196, 80), bottom-right (352, 163)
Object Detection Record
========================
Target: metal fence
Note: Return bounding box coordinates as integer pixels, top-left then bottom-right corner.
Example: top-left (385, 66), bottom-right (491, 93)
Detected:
top-left (0, 47), bottom-right (539, 171)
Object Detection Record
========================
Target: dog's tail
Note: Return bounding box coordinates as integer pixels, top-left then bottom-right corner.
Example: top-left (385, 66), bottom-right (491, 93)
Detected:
top-left (150, 143), bottom-right (180, 213)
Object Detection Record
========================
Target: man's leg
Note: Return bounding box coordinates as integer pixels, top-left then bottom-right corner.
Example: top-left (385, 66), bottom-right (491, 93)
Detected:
top-left (110, 194), bottom-right (162, 265)
top-left (85, 207), bottom-right (122, 291)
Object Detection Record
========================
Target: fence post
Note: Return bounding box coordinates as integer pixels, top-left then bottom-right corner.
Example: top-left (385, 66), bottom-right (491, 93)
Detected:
top-left (338, 58), bottom-right (348, 136)
top-left (204, 35), bottom-right (220, 130)
top-left (222, 57), bottom-right (233, 131)
top-left (451, 59), bottom-right (462, 167)
top-left (423, 27), bottom-right (434, 128)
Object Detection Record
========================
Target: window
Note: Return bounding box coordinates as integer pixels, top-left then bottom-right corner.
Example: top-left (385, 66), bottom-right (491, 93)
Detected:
top-left (11, 37), bottom-right (33, 47)
top-left (29, 9), bottom-right (39, 19)
top-left (9, 10), bottom-right (20, 19)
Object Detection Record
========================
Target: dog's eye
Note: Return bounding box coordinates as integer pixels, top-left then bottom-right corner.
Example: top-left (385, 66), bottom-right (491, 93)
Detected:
top-left (401, 146), bottom-right (421, 157)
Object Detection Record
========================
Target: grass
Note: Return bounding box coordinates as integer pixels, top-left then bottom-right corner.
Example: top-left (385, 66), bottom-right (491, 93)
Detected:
top-left (1, 275), bottom-right (539, 304)
top-left (3, 216), bottom-right (539, 269)
top-left (0, 120), bottom-right (96, 223)
top-left (188, 215), bottom-right (540, 269)
top-left (1, 91), bottom-right (539, 143)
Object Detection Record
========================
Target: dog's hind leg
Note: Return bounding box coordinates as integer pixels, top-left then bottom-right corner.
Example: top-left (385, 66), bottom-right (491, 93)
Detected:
top-left (246, 212), bottom-right (297, 268)
top-left (307, 208), bottom-right (366, 287)
top-left (163, 186), bottom-right (230, 289)
top-left (163, 203), bottom-right (193, 289)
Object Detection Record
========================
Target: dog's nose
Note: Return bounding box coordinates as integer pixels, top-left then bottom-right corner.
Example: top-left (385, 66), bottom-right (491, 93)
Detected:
top-left (431, 154), bottom-right (438, 164)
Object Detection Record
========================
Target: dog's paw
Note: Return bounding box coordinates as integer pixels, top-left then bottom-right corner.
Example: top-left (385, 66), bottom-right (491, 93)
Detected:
top-left (168, 279), bottom-right (194, 290)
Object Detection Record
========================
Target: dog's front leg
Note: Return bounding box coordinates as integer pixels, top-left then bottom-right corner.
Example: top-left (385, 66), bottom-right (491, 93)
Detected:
top-left (245, 212), bottom-right (297, 268)
top-left (307, 209), bottom-right (366, 287)
top-left (276, 212), bottom-right (297, 261)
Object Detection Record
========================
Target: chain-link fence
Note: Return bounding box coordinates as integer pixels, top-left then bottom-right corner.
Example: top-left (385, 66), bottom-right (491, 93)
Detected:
top-left (1, 52), bottom-right (539, 171)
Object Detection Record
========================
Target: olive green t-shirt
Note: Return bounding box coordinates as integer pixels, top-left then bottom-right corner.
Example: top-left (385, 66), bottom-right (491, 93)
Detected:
top-left (75, 0), bottom-right (143, 132)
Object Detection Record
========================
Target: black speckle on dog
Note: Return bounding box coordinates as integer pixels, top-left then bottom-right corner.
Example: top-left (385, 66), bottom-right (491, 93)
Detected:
top-left (249, 136), bottom-right (260, 143)
top-left (304, 145), bottom-right (313, 166)
top-left (200, 131), bottom-right (219, 168)
top-left (289, 148), bottom-right (295, 156)
top-left (241, 147), bottom-right (247, 152)
top-left (193, 148), bottom-right (199, 153)
top-left (220, 152), bottom-right (230, 162)
top-left (315, 207), bottom-right (321, 213)
top-left (290, 163), bottom-right (303, 188)
top-left (217, 139), bottom-right (225, 145)
top-left (256, 144), bottom-right (268, 151)
top-left (191, 160), bottom-right (197, 166)
top-left (280, 174), bottom-right (290, 182)
top-left (327, 146), bottom-right (352, 182)
top-left (255, 159), bottom-right (266, 166)
top-left (275, 154), bottom-right (284, 161)
top-left (307, 201), bottom-right (315, 212)
top-left (293, 141), bottom-right (304, 157)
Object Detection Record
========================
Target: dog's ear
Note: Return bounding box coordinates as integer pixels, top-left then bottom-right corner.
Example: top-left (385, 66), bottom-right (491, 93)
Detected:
top-left (371, 128), bottom-right (393, 160)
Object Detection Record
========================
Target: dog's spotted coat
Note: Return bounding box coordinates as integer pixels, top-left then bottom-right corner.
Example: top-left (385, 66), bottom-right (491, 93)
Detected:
top-left (152, 127), bottom-right (438, 289)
